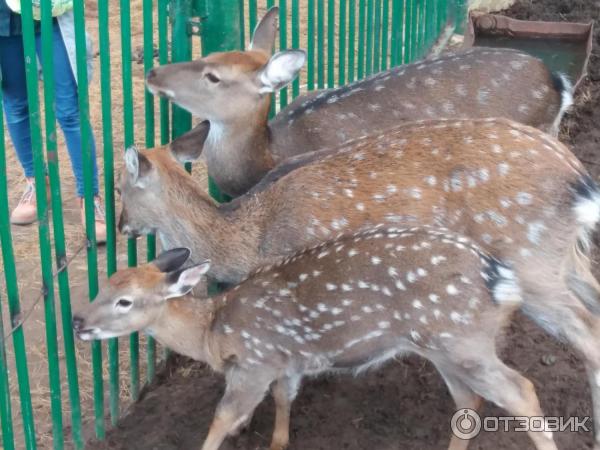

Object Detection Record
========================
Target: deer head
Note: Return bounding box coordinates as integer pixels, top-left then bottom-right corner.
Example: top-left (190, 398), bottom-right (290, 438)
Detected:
top-left (145, 7), bottom-right (306, 123)
top-left (72, 248), bottom-right (209, 340)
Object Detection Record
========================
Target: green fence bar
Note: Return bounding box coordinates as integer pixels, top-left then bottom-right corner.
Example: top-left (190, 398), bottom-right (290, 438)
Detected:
top-left (143, 0), bottom-right (158, 383)
top-left (20, 1), bottom-right (65, 448)
top-left (266, 0), bottom-right (276, 117)
top-left (199, 0), bottom-right (241, 203)
top-left (338, 0), bottom-right (347, 86)
top-left (0, 101), bottom-right (37, 450)
top-left (404, 0), bottom-right (413, 62)
top-left (0, 295), bottom-right (14, 450)
top-left (365, 0), bottom-right (373, 75)
top-left (39, 0), bottom-right (85, 446)
top-left (0, 101), bottom-right (17, 450)
top-left (279, 0), bottom-right (289, 107)
top-left (158, 0), bottom-right (171, 145)
top-left (373, 0), bottom-right (381, 73)
top-left (249, 0), bottom-right (258, 36)
top-left (326, 0), bottom-right (334, 88)
top-left (119, 0), bottom-right (141, 402)
top-left (357, 0), bottom-right (365, 78)
top-left (381, 0), bottom-right (389, 70)
top-left (291, 0), bottom-right (300, 98)
top-left (347, 0), bottom-right (356, 81)
top-left (307, 0), bottom-right (315, 89)
top-left (97, 0), bottom-right (120, 426)
top-left (71, 0), bottom-right (106, 439)
top-left (316, 0), bottom-right (325, 88)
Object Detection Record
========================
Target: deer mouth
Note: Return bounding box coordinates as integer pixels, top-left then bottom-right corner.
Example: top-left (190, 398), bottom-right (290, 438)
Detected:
top-left (75, 327), bottom-right (101, 341)
top-left (146, 83), bottom-right (175, 100)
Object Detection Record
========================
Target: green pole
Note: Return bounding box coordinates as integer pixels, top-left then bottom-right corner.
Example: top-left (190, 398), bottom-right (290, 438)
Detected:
top-left (0, 106), bottom-right (17, 450)
top-left (347, 0), bottom-right (356, 82)
top-left (291, 0), bottom-right (300, 98)
top-left (97, 0), bottom-right (120, 426)
top-left (143, 0), bottom-right (157, 383)
top-left (307, 0), bottom-right (315, 90)
top-left (0, 96), bottom-right (36, 450)
top-left (119, 0), bottom-right (141, 401)
top-left (19, 0), bottom-right (64, 447)
top-left (159, 0), bottom-right (171, 145)
top-left (0, 294), bottom-right (14, 450)
top-left (39, 0), bottom-right (84, 446)
top-left (72, 0), bottom-right (105, 438)
top-left (199, 0), bottom-right (241, 204)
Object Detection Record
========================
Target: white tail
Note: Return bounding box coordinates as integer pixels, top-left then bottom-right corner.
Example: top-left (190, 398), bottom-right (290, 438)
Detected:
top-left (145, 9), bottom-right (570, 197)
top-left (74, 228), bottom-right (561, 450)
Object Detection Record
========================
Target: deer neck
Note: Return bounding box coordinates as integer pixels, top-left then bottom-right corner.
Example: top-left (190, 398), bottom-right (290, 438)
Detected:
top-left (204, 104), bottom-right (277, 197)
top-left (148, 296), bottom-right (223, 368)
top-left (150, 179), bottom-right (262, 283)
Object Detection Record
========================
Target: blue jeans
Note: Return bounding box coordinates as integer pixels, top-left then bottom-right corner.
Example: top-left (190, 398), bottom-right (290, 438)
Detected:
top-left (0, 21), bottom-right (98, 197)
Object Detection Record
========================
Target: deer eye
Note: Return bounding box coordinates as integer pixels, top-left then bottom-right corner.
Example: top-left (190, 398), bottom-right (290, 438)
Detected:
top-left (205, 72), bottom-right (220, 83)
top-left (115, 298), bottom-right (133, 311)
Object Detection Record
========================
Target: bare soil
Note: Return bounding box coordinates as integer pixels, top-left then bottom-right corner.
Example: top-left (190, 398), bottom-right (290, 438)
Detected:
top-left (84, 0), bottom-right (600, 449)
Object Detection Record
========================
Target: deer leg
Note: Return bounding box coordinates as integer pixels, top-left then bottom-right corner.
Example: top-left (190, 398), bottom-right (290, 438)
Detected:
top-left (522, 290), bottom-right (600, 449)
top-left (460, 356), bottom-right (557, 450)
top-left (201, 371), bottom-right (272, 450)
top-left (270, 375), bottom-right (302, 450)
top-left (435, 367), bottom-right (483, 450)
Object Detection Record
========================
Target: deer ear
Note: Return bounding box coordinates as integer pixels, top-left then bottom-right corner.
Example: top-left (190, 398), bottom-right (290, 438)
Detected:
top-left (153, 248), bottom-right (191, 273)
top-left (249, 6), bottom-right (279, 54)
top-left (124, 146), bottom-right (153, 186)
top-left (258, 50), bottom-right (306, 94)
top-left (170, 121), bottom-right (210, 163)
top-left (164, 261), bottom-right (211, 298)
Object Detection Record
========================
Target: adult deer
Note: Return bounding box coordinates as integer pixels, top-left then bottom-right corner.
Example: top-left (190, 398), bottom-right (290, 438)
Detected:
top-left (117, 118), bottom-right (600, 446)
top-left (73, 230), bottom-right (558, 450)
top-left (145, 7), bottom-right (573, 197)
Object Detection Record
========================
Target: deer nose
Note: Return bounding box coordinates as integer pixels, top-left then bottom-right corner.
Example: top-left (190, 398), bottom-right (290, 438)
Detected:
top-left (72, 315), bottom-right (85, 331)
top-left (146, 68), bottom-right (157, 82)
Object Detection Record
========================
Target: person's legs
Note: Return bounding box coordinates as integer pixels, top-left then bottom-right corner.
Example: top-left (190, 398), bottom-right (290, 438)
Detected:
top-left (36, 21), bottom-right (99, 198)
top-left (35, 22), bottom-right (105, 242)
top-left (0, 34), bottom-right (41, 225)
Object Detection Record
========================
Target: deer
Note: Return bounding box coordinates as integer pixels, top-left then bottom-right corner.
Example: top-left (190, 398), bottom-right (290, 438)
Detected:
top-left (117, 117), bottom-right (600, 447)
top-left (145, 7), bottom-right (574, 197)
top-left (73, 229), bottom-right (560, 450)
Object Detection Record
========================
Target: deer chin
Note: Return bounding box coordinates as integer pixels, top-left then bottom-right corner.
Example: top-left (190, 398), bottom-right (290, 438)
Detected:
top-left (76, 328), bottom-right (122, 341)
top-left (147, 83), bottom-right (175, 100)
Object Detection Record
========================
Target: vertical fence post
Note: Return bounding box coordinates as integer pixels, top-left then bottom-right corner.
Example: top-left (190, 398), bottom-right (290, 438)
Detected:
top-left (19, 1), bottom-right (65, 447)
top-left (38, 0), bottom-right (84, 446)
top-left (143, 0), bottom-right (158, 384)
top-left (0, 97), bottom-right (17, 450)
top-left (97, 0), bottom-right (120, 427)
top-left (199, 0), bottom-right (242, 204)
top-left (0, 102), bottom-right (37, 450)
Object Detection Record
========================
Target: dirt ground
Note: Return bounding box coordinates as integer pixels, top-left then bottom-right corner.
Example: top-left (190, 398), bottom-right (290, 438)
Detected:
top-left (83, 0), bottom-right (600, 450)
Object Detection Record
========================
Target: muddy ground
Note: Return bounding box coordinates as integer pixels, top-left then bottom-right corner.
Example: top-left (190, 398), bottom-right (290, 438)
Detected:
top-left (87, 0), bottom-right (600, 449)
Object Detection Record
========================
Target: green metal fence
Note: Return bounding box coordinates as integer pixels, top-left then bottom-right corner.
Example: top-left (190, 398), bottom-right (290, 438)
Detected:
top-left (0, 0), bottom-right (456, 447)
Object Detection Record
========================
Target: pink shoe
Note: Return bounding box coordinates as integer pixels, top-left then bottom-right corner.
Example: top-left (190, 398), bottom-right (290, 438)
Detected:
top-left (10, 178), bottom-right (38, 225)
top-left (80, 197), bottom-right (107, 245)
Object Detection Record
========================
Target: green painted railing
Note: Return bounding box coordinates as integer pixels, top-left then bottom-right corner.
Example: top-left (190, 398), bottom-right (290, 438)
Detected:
top-left (0, 0), bottom-right (455, 447)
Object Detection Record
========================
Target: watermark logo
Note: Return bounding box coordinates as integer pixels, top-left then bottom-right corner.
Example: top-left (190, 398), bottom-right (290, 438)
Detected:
top-left (450, 409), bottom-right (591, 440)
top-left (451, 409), bottom-right (482, 440)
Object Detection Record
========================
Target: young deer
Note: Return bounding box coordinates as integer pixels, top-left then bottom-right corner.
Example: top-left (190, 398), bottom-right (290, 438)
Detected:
top-left (117, 118), bottom-right (600, 445)
top-left (73, 230), bottom-right (558, 450)
top-left (145, 7), bottom-right (573, 197)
